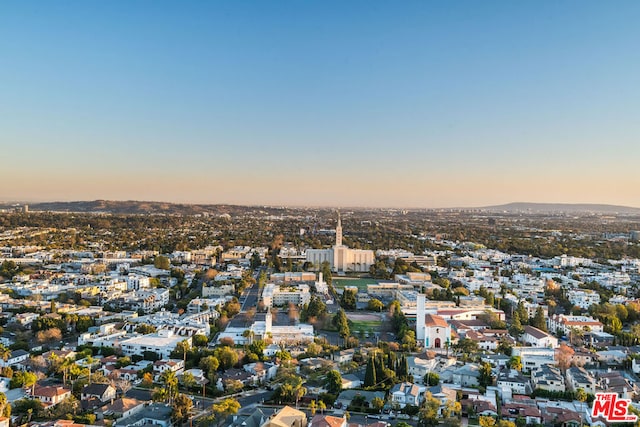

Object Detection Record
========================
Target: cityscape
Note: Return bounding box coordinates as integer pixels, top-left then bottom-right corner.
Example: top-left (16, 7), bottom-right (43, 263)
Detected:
top-left (0, 203), bottom-right (639, 427)
top-left (2, 2), bottom-right (640, 427)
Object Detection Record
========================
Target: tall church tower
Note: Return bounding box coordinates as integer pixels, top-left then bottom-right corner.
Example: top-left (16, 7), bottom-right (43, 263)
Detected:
top-left (335, 212), bottom-right (343, 247)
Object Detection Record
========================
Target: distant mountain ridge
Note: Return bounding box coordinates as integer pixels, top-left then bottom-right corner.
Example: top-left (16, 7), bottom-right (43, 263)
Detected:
top-left (481, 202), bottom-right (640, 214)
top-left (15, 200), bottom-right (247, 215)
top-left (3, 200), bottom-right (640, 215)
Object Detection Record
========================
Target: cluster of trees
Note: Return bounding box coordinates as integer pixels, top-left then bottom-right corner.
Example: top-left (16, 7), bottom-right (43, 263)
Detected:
top-left (300, 295), bottom-right (328, 322)
top-left (364, 349), bottom-right (410, 390)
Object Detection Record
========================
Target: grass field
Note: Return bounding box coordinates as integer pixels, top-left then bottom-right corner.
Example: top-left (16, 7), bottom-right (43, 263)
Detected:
top-left (333, 278), bottom-right (377, 291)
top-left (348, 319), bottom-right (383, 334)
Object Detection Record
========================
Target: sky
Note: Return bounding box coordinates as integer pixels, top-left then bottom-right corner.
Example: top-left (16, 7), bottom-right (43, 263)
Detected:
top-left (1, 1), bottom-right (639, 208)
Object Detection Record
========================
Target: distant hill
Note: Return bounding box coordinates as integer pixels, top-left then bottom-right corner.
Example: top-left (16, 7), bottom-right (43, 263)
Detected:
top-left (480, 202), bottom-right (640, 214)
top-left (24, 200), bottom-right (247, 216)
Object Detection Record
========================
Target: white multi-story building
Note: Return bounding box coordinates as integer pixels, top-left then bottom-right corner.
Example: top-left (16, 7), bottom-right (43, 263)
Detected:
top-left (305, 214), bottom-right (374, 273)
top-left (126, 274), bottom-right (151, 291)
top-left (261, 283), bottom-right (310, 307)
top-left (547, 314), bottom-right (603, 336)
top-left (511, 347), bottom-right (556, 373)
top-left (567, 289), bottom-right (601, 309)
top-left (202, 284), bottom-right (234, 297)
top-left (120, 330), bottom-right (191, 359)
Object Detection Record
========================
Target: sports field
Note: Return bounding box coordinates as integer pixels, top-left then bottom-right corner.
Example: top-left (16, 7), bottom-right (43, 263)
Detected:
top-left (333, 277), bottom-right (377, 291)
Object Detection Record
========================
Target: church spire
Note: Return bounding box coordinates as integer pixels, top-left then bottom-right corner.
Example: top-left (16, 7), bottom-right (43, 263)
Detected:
top-left (336, 212), bottom-right (343, 246)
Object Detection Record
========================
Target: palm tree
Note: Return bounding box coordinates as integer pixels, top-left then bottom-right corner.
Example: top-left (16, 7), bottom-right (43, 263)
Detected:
top-left (161, 370), bottom-right (178, 403)
top-left (0, 345), bottom-right (10, 362)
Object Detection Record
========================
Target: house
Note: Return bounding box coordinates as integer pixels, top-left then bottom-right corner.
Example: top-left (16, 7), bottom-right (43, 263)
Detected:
top-left (217, 368), bottom-right (254, 390)
top-left (335, 390), bottom-right (385, 410)
top-left (100, 397), bottom-right (145, 420)
top-left (261, 405), bottom-right (307, 427)
top-left (340, 374), bottom-right (362, 389)
top-left (501, 401), bottom-right (543, 425)
top-left (461, 398), bottom-right (498, 417)
top-left (114, 402), bottom-right (173, 427)
top-left (532, 365), bottom-right (565, 392)
top-left (152, 359), bottom-right (184, 381)
top-left (522, 326), bottom-right (558, 348)
top-left (0, 349), bottom-right (29, 368)
top-left (465, 330), bottom-right (499, 351)
top-left (244, 362), bottom-right (278, 384)
top-left (512, 347), bottom-right (555, 373)
top-left (31, 385), bottom-right (72, 408)
top-left (496, 368), bottom-right (532, 395)
top-left (452, 364), bottom-right (480, 387)
top-left (228, 407), bottom-right (277, 427)
top-left (310, 414), bottom-right (347, 427)
top-left (80, 383), bottom-right (117, 403)
top-left (390, 382), bottom-right (425, 408)
top-left (598, 371), bottom-right (639, 399)
top-left (332, 349), bottom-right (355, 364)
top-left (566, 366), bottom-right (597, 395)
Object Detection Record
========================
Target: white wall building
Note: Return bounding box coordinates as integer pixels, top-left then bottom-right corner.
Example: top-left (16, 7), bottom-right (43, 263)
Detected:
top-left (120, 330), bottom-right (191, 359)
top-left (305, 214), bottom-right (374, 273)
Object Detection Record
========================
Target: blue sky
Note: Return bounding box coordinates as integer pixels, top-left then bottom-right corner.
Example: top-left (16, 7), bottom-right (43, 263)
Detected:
top-left (1, 1), bottom-right (639, 207)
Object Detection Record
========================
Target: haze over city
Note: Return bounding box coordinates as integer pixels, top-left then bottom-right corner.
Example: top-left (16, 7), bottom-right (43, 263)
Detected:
top-left (2, 1), bottom-right (640, 208)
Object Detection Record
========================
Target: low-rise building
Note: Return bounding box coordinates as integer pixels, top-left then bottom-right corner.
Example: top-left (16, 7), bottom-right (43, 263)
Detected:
top-left (390, 382), bottom-right (425, 408)
top-left (522, 325), bottom-right (558, 348)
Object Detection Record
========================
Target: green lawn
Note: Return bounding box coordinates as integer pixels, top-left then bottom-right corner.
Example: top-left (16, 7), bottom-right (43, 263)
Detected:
top-left (333, 278), bottom-right (377, 291)
top-left (349, 320), bottom-right (382, 333)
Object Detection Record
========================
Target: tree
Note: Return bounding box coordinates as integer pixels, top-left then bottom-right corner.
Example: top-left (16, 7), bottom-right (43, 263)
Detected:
top-left (509, 311), bottom-right (524, 337)
top-left (141, 372), bottom-right (154, 388)
top-left (321, 261), bottom-right (332, 286)
top-left (479, 416), bottom-right (496, 427)
top-left (135, 324), bottom-right (157, 334)
top-left (479, 362), bottom-right (494, 389)
top-left (36, 328), bottom-right (62, 343)
top-left (531, 307), bottom-right (547, 331)
top-left (250, 252), bottom-right (262, 269)
top-left (192, 334), bottom-right (209, 347)
top-left (371, 396), bottom-right (384, 412)
top-left (160, 370), bottom-right (178, 403)
top-left (367, 298), bottom-right (384, 312)
top-left (576, 388), bottom-right (588, 402)
top-left (211, 398), bottom-right (240, 420)
top-left (419, 392), bottom-right (441, 426)
top-left (309, 400), bottom-right (317, 416)
top-left (509, 356), bottom-right (522, 371)
top-left (340, 289), bottom-right (357, 310)
top-left (325, 370), bottom-right (342, 394)
top-left (333, 309), bottom-right (350, 345)
top-left (214, 347), bottom-right (238, 370)
top-left (172, 393), bottom-right (193, 423)
top-left (0, 392), bottom-right (10, 418)
top-left (318, 400), bottom-right (327, 414)
top-left (364, 355), bottom-right (377, 387)
top-left (424, 372), bottom-right (440, 386)
top-left (182, 372), bottom-right (197, 390)
top-left (200, 356), bottom-right (220, 380)
top-left (154, 255), bottom-right (170, 270)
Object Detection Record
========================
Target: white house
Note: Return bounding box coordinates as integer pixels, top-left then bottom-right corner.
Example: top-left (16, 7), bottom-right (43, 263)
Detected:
top-left (522, 326), bottom-right (558, 348)
top-left (390, 382), bottom-right (426, 408)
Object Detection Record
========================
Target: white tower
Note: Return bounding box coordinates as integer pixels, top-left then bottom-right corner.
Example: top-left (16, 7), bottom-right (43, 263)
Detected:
top-left (335, 212), bottom-right (343, 247)
top-left (416, 293), bottom-right (426, 342)
top-left (265, 310), bottom-right (272, 334)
